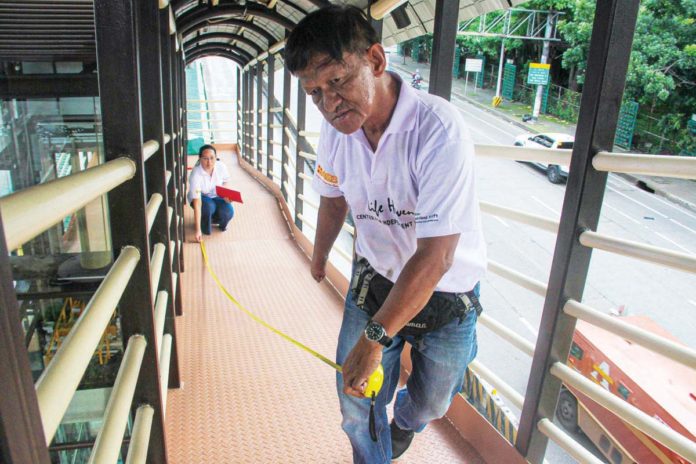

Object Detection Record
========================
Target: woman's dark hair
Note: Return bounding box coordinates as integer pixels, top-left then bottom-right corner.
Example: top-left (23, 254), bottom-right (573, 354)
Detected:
top-left (199, 144), bottom-right (217, 157)
top-left (285, 5), bottom-right (379, 73)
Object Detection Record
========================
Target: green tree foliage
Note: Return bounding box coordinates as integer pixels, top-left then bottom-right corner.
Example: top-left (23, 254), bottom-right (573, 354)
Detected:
top-left (556, 0), bottom-right (696, 153)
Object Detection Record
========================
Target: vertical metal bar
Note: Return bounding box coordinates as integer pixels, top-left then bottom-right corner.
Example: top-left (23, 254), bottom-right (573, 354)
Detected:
top-left (237, 67), bottom-right (242, 155)
top-left (294, 81), bottom-right (306, 230)
top-left (242, 69), bottom-right (248, 163)
top-left (516, 1), bottom-right (640, 462)
top-left (428, 0), bottom-right (460, 100)
top-left (177, 50), bottom-right (187, 270)
top-left (0, 213), bottom-right (50, 464)
top-left (160, 8), bottom-right (183, 319)
top-left (248, 68), bottom-right (254, 166)
top-left (136, 0), bottom-right (180, 391)
top-left (266, 54), bottom-right (275, 180)
top-left (280, 58), bottom-right (292, 202)
top-left (93, 1), bottom-right (169, 462)
top-left (256, 61), bottom-right (263, 172)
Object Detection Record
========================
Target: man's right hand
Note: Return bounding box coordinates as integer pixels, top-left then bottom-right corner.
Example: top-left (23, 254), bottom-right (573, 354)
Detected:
top-left (310, 255), bottom-right (327, 282)
top-left (195, 230), bottom-right (202, 243)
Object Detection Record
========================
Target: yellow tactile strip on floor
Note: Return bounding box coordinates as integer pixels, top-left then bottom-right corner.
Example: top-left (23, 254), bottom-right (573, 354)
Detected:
top-left (166, 152), bottom-right (484, 463)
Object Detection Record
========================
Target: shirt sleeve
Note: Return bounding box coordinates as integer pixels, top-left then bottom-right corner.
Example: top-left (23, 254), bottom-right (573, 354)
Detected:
top-left (311, 121), bottom-right (343, 198)
top-left (414, 137), bottom-right (479, 238)
top-left (187, 168), bottom-right (202, 204)
top-left (218, 163), bottom-right (230, 184)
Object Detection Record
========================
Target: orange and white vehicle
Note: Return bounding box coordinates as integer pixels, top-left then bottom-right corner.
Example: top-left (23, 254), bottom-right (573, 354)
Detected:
top-left (557, 316), bottom-right (696, 464)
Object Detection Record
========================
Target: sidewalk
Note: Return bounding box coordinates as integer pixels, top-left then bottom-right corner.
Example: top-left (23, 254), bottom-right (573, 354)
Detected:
top-left (390, 56), bottom-right (696, 214)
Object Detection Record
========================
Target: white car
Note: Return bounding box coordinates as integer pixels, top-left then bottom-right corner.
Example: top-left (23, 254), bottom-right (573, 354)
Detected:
top-left (513, 132), bottom-right (575, 184)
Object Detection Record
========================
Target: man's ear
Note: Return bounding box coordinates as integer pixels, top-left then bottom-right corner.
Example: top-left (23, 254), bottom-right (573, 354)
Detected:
top-left (366, 43), bottom-right (387, 77)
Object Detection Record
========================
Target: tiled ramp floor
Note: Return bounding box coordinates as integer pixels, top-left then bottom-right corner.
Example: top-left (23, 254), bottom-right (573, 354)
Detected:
top-left (165, 151), bottom-right (484, 463)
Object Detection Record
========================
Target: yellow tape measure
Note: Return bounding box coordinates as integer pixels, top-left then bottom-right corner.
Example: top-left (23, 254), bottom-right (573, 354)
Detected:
top-left (199, 240), bottom-right (383, 398)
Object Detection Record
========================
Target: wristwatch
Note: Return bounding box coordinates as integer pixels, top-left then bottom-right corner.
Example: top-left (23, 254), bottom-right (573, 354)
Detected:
top-left (364, 320), bottom-right (393, 347)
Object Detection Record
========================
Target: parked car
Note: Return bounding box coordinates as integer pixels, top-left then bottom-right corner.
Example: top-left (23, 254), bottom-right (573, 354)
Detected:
top-left (513, 132), bottom-right (574, 184)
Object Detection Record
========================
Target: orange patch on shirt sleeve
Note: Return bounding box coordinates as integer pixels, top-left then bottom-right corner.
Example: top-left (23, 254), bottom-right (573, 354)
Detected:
top-left (316, 164), bottom-right (339, 187)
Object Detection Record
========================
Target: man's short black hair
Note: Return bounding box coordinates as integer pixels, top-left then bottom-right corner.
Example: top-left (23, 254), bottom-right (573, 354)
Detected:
top-left (285, 5), bottom-right (379, 73)
top-left (199, 144), bottom-right (216, 156)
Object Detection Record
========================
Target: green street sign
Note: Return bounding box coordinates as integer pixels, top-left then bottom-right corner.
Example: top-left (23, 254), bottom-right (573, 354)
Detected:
top-left (527, 62), bottom-right (550, 85)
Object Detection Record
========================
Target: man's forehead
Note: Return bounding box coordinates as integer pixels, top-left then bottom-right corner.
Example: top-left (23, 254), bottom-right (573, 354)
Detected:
top-left (297, 52), bottom-right (356, 79)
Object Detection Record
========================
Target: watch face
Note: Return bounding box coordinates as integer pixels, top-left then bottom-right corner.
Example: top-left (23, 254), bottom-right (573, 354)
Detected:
top-left (365, 321), bottom-right (385, 341)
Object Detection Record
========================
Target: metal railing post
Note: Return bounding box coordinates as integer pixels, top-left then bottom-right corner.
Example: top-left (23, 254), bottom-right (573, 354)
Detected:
top-left (266, 53), bottom-right (275, 180)
top-left (280, 53), bottom-right (292, 203)
top-left (94, 0), bottom-right (170, 461)
top-left (294, 81), bottom-right (306, 230)
top-left (0, 212), bottom-right (50, 463)
top-left (515, 0), bottom-right (641, 461)
top-left (256, 61), bottom-right (263, 172)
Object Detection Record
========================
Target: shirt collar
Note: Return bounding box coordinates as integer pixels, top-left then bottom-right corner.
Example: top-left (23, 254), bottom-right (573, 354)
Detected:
top-left (381, 72), bottom-right (418, 135)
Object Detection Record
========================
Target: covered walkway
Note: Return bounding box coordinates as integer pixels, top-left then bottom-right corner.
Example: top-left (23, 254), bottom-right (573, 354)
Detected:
top-left (164, 149), bottom-right (483, 463)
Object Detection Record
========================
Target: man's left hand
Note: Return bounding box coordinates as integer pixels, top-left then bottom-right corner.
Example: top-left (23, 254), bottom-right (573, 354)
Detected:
top-left (342, 336), bottom-right (383, 398)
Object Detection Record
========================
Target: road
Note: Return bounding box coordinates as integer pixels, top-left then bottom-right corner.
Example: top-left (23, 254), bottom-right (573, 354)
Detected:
top-left (297, 76), bottom-right (696, 463)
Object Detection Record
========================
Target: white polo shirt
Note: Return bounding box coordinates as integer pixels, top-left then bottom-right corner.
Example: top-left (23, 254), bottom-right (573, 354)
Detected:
top-left (312, 74), bottom-right (486, 293)
top-left (187, 162), bottom-right (230, 204)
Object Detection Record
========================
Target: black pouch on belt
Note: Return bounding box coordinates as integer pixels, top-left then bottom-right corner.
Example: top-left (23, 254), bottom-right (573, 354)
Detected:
top-left (350, 257), bottom-right (482, 337)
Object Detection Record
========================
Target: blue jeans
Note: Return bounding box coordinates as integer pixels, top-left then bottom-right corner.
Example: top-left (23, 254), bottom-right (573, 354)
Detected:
top-left (200, 196), bottom-right (234, 234)
top-left (336, 288), bottom-right (479, 464)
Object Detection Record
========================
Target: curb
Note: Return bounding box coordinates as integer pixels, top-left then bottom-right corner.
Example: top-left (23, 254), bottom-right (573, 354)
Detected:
top-left (615, 173), bottom-right (696, 214)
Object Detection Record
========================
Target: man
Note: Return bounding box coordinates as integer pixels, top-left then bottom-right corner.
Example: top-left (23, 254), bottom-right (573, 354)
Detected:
top-left (285, 6), bottom-right (486, 463)
top-left (187, 144), bottom-right (234, 242)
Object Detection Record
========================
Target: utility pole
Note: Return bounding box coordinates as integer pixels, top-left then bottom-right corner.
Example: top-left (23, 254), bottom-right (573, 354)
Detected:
top-left (495, 40), bottom-right (505, 98)
top-left (531, 13), bottom-right (554, 122)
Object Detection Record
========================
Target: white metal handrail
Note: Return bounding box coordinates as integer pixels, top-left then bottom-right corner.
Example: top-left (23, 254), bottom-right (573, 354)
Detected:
top-left (299, 131), bottom-right (320, 138)
top-left (269, 124), bottom-right (282, 128)
top-left (35, 246), bottom-right (140, 443)
top-left (165, 170), bottom-right (172, 187)
top-left (283, 145), bottom-right (295, 166)
top-left (272, 171), bottom-right (282, 181)
top-left (298, 194), bottom-right (318, 210)
top-left (163, 133), bottom-right (171, 145)
top-left (579, 229), bottom-right (696, 274)
top-left (593, 151), bottom-right (696, 180)
top-left (564, 299), bottom-right (696, 369)
top-left (125, 405), bottom-right (154, 464)
top-left (270, 140), bottom-right (282, 146)
top-left (551, 362), bottom-right (696, 462)
top-left (475, 144), bottom-right (572, 166)
top-left (143, 140), bottom-right (160, 161)
top-left (283, 164), bottom-right (295, 187)
top-left (270, 155), bottom-right (283, 164)
top-left (167, 206), bottom-right (173, 229)
top-left (487, 259), bottom-right (548, 297)
top-left (284, 127), bottom-right (297, 145)
top-left (468, 360), bottom-right (524, 410)
top-left (299, 172), bottom-right (312, 183)
top-left (537, 419), bottom-right (605, 464)
top-left (478, 313), bottom-right (535, 357)
top-left (299, 151), bottom-right (317, 161)
top-left (331, 243), bottom-right (353, 262)
top-left (283, 181), bottom-right (295, 202)
top-left (88, 335), bottom-right (147, 464)
top-left (172, 272), bottom-right (178, 302)
top-left (284, 108), bottom-right (297, 128)
top-left (154, 290), bottom-right (168, 350)
top-left (146, 193), bottom-right (163, 233)
top-left (480, 201), bottom-right (559, 234)
top-left (269, 107), bottom-right (283, 113)
top-left (0, 157), bottom-right (136, 251)
top-left (169, 240), bottom-right (175, 266)
top-left (160, 334), bottom-right (173, 417)
top-left (342, 222), bottom-right (355, 236)
top-left (150, 243), bottom-right (166, 301)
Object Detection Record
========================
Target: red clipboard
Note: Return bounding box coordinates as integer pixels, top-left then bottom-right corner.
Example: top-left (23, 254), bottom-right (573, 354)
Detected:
top-left (216, 186), bottom-right (244, 203)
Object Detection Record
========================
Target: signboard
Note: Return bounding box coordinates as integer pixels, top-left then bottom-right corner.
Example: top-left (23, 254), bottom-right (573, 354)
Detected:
top-left (465, 58), bottom-right (483, 73)
top-left (614, 101), bottom-right (639, 149)
top-left (527, 62), bottom-right (550, 85)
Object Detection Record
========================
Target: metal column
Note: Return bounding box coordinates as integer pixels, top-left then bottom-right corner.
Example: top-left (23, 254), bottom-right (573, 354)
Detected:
top-left (428, 0), bottom-right (460, 100)
top-left (256, 61), bottom-right (264, 172)
top-left (0, 214), bottom-right (50, 464)
top-left (515, 0), bottom-right (641, 462)
top-left (136, 0), bottom-right (180, 390)
top-left (294, 82), bottom-right (307, 230)
top-left (94, 0), bottom-right (169, 461)
top-left (266, 54), bottom-right (275, 180)
top-left (280, 61), bottom-right (292, 203)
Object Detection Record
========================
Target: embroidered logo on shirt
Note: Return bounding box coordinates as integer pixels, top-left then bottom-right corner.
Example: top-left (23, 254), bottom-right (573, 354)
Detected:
top-left (316, 164), bottom-right (339, 187)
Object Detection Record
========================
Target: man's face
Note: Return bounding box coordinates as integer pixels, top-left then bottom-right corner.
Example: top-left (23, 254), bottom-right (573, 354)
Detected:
top-left (295, 48), bottom-right (382, 134)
